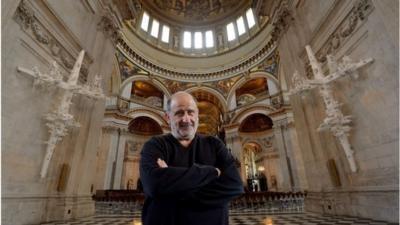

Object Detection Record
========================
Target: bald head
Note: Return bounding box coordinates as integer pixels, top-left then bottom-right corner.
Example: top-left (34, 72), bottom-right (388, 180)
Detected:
top-left (166, 91), bottom-right (198, 112)
top-left (166, 91), bottom-right (199, 141)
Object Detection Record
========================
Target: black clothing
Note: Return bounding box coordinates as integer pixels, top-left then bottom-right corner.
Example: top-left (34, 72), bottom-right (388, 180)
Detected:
top-left (140, 134), bottom-right (244, 225)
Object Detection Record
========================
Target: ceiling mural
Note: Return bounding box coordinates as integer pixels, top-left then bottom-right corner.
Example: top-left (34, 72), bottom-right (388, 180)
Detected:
top-left (192, 90), bottom-right (224, 136)
top-left (116, 51), bottom-right (148, 82)
top-left (239, 113), bottom-right (273, 133)
top-left (235, 77), bottom-right (269, 106)
top-left (146, 0), bottom-right (250, 24)
top-left (251, 50), bottom-right (280, 77)
top-left (128, 116), bottom-right (163, 135)
top-left (131, 81), bottom-right (163, 98)
top-left (131, 80), bottom-right (164, 108)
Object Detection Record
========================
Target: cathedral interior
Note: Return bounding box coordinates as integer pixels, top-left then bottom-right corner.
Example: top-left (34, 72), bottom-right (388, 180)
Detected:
top-left (2, 0), bottom-right (399, 224)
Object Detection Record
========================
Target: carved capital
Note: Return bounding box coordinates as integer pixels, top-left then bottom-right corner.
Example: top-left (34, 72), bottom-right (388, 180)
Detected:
top-left (98, 14), bottom-right (121, 45)
top-left (14, 0), bottom-right (34, 30)
top-left (271, 1), bottom-right (294, 42)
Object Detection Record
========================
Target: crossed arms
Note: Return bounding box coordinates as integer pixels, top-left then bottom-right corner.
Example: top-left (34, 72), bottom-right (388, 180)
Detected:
top-left (139, 136), bottom-right (244, 206)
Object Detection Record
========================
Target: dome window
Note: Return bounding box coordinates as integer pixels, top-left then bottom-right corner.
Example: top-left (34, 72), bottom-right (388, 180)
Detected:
top-left (150, 19), bottom-right (160, 38)
top-left (226, 22), bottom-right (236, 41)
top-left (205, 30), bottom-right (214, 48)
top-left (161, 25), bottom-right (170, 43)
top-left (246, 8), bottom-right (255, 28)
top-left (141, 12), bottom-right (150, 31)
top-left (237, 16), bottom-right (246, 36)
top-left (183, 31), bottom-right (192, 48)
top-left (194, 32), bottom-right (203, 49)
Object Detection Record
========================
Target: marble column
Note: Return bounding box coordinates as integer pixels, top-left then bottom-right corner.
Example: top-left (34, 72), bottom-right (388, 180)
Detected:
top-left (272, 117), bottom-right (293, 191)
top-left (103, 127), bottom-right (128, 189)
top-left (285, 116), bottom-right (308, 191)
top-left (225, 125), bottom-right (245, 182)
top-left (112, 130), bottom-right (127, 189)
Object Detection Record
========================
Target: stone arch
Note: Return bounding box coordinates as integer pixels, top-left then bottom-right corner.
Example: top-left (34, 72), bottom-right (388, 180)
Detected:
top-left (126, 108), bottom-right (168, 127)
top-left (119, 74), bottom-right (171, 98)
top-left (109, 57), bottom-right (122, 95)
top-left (184, 86), bottom-right (228, 113)
top-left (128, 116), bottom-right (163, 135)
top-left (230, 105), bottom-right (276, 125)
top-left (227, 71), bottom-right (280, 110)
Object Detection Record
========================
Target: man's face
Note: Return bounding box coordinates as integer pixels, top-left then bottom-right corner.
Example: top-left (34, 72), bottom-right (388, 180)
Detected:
top-left (167, 94), bottom-right (199, 141)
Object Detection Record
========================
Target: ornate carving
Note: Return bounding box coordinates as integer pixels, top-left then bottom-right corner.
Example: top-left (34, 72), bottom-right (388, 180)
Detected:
top-left (49, 40), bottom-right (61, 56)
top-left (126, 141), bottom-right (143, 154)
top-left (98, 14), bottom-right (122, 44)
top-left (290, 45), bottom-right (373, 172)
top-left (117, 33), bottom-right (277, 82)
top-left (14, 0), bottom-right (34, 29)
top-left (257, 50), bottom-right (280, 77)
top-left (144, 96), bottom-right (162, 108)
top-left (271, 1), bottom-right (294, 42)
top-left (17, 51), bottom-right (105, 178)
top-left (14, 1), bottom-right (91, 82)
top-left (152, 0), bottom-right (242, 21)
top-left (32, 22), bottom-right (50, 44)
top-left (237, 94), bottom-right (256, 106)
top-left (310, 0), bottom-right (374, 67)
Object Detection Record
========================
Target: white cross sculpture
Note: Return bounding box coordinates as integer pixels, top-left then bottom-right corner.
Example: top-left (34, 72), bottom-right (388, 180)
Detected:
top-left (290, 45), bottom-right (373, 172)
top-left (17, 50), bottom-right (105, 178)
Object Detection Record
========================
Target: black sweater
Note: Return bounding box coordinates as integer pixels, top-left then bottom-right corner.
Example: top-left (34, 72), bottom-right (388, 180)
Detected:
top-left (140, 134), bottom-right (244, 225)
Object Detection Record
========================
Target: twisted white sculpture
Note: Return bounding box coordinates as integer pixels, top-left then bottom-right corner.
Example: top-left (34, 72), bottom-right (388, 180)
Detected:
top-left (290, 45), bottom-right (373, 172)
top-left (17, 51), bottom-right (105, 178)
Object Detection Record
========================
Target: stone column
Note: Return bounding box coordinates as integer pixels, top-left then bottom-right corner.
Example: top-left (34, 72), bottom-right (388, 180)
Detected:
top-left (272, 117), bottom-right (293, 191)
top-left (228, 92), bottom-right (237, 111)
top-left (272, 112), bottom-right (308, 191)
top-left (103, 127), bottom-right (119, 189)
top-left (112, 130), bottom-right (128, 189)
top-left (121, 82), bottom-right (132, 99)
top-left (103, 127), bottom-right (128, 189)
top-left (225, 125), bottom-right (245, 182)
top-left (285, 114), bottom-right (308, 191)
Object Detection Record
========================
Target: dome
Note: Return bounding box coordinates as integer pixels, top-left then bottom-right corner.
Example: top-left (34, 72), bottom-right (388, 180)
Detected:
top-left (112, 0), bottom-right (277, 81)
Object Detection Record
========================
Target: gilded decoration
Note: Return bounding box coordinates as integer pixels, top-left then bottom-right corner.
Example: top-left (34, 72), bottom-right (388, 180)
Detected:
top-left (254, 50), bottom-right (280, 77)
top-left (213, 76), bottom-right (240, 97)
top-left (116, 50), bottom-right (147, 82)
top-left (149, 0), bottom-right (247, 23)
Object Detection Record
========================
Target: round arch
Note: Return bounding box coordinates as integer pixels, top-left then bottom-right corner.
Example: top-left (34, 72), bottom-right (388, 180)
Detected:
top-left (126, 108), bottom-right (168, 127)
top-left (242, 140), bottom-right (263, 152)
top-left (230, 105), bottom-right (276, 125)
top-left (184, 86), bottom-right (228, 113)
top-left (120, 74), bottom-right (172, 98)
top-left (227, 71), bottom-right (280, 110)
top-left (109, 58), bottom-right (122, 95)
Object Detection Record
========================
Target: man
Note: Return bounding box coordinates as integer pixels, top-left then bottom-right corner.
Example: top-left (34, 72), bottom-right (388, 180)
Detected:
top-left (140, 91), bottom-right (244, 225)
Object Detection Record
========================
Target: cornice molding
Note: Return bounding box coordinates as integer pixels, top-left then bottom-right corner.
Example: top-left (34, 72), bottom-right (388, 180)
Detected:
top-left (14, 0), bottom-right (92, 83)
top-left (116, 25), bottom-right (278, 82)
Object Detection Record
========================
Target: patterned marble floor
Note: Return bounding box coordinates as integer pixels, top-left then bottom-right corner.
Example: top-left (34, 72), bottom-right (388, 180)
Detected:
top-left (41, 211), bottom-right (398, 225)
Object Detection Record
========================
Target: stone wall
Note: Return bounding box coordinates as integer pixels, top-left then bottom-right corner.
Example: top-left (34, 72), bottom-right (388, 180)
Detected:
top-left (277, 0), bottom-right (398, 222)
top-left (2, 0), bottom-right (116, 224)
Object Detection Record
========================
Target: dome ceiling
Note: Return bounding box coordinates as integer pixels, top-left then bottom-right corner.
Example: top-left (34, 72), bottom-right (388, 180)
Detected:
top-left (111, 0), bottom-right (283, 82)
top-left (143, 0), bottom-right (251, 26)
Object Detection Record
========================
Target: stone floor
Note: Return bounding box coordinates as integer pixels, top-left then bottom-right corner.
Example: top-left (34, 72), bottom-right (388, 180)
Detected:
top-left (41, 209), bottom-right (398, 225)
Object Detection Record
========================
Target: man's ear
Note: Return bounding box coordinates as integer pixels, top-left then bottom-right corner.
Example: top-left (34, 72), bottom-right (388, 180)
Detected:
top-left (164, 112), bottom-right (170, 124)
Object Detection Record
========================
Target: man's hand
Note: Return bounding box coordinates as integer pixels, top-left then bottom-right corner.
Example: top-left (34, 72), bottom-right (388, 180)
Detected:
top-left (157, 158), bottom-right (168, 168)
top-left (215, 168), bottom-right (221, 177)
